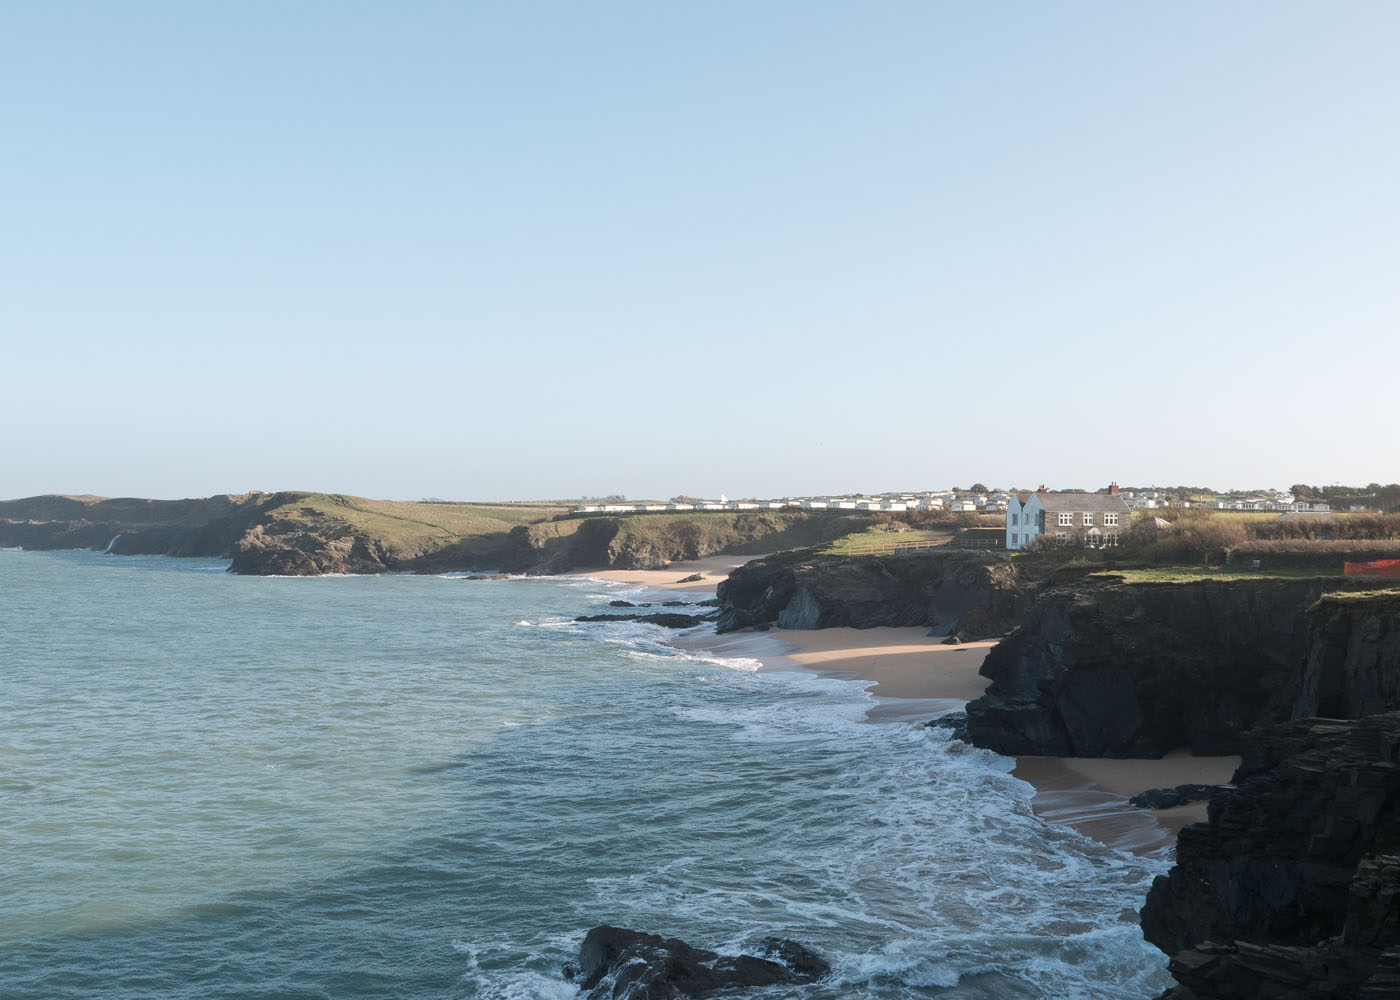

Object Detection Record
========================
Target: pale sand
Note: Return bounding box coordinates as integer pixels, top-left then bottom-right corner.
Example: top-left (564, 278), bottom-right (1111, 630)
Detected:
top-left (1011, 752), bottom-right (1240, 853)
top-left (728, 626), bottom-right (1239, 855)
top-left (769, 627), bottom-right (998, 701)
top-left (572, 555), bottom-right (757, 593)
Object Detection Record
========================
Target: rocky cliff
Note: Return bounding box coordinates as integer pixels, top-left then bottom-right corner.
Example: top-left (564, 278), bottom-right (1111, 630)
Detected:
top-left (1304, 592), bottom-right (1400, 721)
top-left (0, 493), bottom-right (286, 558)
top-left (712, 549), bottom-right (1029, 637)
top-left (964, 579), bottom-right (1399, 758)
top-left (1, 493), bottom-right (855, 577)
top-left (1141, 713), bottom-right (1400, 999)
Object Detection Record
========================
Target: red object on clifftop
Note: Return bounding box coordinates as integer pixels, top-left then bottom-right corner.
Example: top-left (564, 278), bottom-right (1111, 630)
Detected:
top-left (1343, 559), bottom-right (1400, 577)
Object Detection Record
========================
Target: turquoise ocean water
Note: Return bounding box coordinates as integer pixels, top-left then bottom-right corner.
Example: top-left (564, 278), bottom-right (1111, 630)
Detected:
top-left (0, 549), bottom-right (1171, 998)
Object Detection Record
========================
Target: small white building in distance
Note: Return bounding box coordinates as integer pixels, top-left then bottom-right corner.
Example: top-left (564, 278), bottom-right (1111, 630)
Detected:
top-left (1006, 483), bottom-right (1133, 550)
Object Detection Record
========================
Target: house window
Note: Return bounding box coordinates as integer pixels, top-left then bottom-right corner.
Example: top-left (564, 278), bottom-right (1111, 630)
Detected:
top-left (1011, 533), bottom-right (1019, 546)
top-left (1011, 513), bottom-right (1019, 525)
top-left (1105, 534), bottom-right (1119, 547)
top-left (1057, 513), bottom-right (1073, 526)
top-left (1055, 532), bottom-right (1069, 545)
top-left (1104, 513), bottom-right (1119, 526)
top-left (1082, 512), bottom-right (1094, 526)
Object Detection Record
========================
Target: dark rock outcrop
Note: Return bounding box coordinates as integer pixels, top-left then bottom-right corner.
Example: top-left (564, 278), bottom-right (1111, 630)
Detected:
top-left (1304, 593), bottom-right (1400, 720)
top-left (573, 613), bottom-right (714, 629)
top-left (1129, 784), bottom-right (1220, 810)
top-left (714, 550), bottom-right (1027, 637)
top-left (927, 711), bottom-right (970, 742)
top-left (1141, 713), bottom-right (1400, 999)
top-left (0, 493), bottom-right (285, 560)
top-left (566, 925), bottom-right (828, 999)
top-left (964, 579), bottom-right (1398, 758)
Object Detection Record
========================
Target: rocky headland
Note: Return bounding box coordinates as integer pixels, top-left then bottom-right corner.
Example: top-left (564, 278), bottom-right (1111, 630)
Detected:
top-left (965, 581), bottom-right (1400, 758)
top-left (0, 493), bottom-right (855, 577)
top-left (712, 548), bottom-right (1030, 637)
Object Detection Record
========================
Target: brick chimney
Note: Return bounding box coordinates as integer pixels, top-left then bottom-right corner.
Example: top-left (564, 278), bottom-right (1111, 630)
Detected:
top-left (1108, 481), bottom-right (1120, 495)
top-left (1037, 484), bottom-right (1048, 494)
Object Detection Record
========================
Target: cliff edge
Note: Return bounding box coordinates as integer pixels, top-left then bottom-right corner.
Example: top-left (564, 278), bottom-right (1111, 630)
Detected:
top-left (712, 549), bottom-right (1029, 637)
top-left (965, 579), bottom-right (1399, 758)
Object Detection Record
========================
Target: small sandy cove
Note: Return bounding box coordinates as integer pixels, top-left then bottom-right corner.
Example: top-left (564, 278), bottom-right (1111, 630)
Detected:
top-left (572, 555), bottom-right (754, 592)
top-left (572, 558), bottom-right (1238, 855)
top-left (769, 626), bottom-right (1239, 856)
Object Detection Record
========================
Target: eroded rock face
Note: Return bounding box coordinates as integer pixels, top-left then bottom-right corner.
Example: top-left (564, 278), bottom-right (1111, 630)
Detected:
top-left (713, 551), bottom-right (1027, 637)
top-left (566, 925), bottom-right (829, 999)
top-left (965, 579), bottom-right (1339, 757)
top-left (1141, 713), bottom-right (1400, 999)
top-left (1304, 593), bottom-right (1400, 720)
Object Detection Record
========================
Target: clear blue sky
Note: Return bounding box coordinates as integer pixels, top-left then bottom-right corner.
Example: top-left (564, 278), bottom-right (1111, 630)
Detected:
top-left (3, 2), bottom-right (1396, 500)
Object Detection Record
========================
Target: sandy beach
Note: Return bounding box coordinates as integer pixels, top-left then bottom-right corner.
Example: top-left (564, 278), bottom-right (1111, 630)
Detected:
top-left (741, 624), bottom-right (1238, 856)
top-left (577, 556), bottom-right (1236, 855)
top-left (572, 554), bottom-right (755, 592)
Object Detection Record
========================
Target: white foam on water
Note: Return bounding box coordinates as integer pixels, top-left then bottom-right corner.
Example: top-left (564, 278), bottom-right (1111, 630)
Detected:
top-left (572, 647), bottom-right (1173, 998)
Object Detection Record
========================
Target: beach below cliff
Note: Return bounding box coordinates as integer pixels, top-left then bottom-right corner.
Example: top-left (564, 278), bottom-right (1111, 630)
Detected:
top-left (570, 554), bottom-right (757, 591)
top-left (669, 612), bottom-right (1237, 856)
top-left (766, 627), bottom-right (1238, 855)
top-left (574, 559), bottom-right (1237, 855)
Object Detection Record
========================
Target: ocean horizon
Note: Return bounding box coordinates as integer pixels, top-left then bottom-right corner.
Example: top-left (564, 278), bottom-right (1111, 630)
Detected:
top-left (1, 548), bottom-right (1171, 998)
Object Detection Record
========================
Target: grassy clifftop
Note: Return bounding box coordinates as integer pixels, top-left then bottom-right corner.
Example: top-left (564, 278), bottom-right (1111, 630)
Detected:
top-left (501, 511), bottom-right (868, 574)
top-left (1, 492), bottom-right (872, 576)
top-left (227, 494), bottom-right (575, 574)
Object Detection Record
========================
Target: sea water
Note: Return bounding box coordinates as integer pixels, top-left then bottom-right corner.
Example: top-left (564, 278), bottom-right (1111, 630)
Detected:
top-left (0, 549), bottom-right (1171, 999)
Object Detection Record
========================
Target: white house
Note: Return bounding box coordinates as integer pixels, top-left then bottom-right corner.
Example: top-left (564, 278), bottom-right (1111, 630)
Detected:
top-left (1006, 483), bottom-right (1132, 550)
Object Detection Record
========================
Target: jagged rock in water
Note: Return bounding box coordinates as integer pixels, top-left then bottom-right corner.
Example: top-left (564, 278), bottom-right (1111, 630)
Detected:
top-left (1128, 784), bottom-right (1222, 810)
top-left (609, 600), bottom-right (637, 608)
top-left (573, 613), bottom-right (713, 629)
top-left (567, 925), bottom-right (829, 999)
top-left (1141, 713), bottom-right (1400, 999)
top-left (927, 711), bottom-right (970, 743)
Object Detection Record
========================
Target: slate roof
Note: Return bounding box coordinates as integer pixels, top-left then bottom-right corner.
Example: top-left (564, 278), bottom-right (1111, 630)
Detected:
top-left (1032, 492), bottom-right (1131, 514)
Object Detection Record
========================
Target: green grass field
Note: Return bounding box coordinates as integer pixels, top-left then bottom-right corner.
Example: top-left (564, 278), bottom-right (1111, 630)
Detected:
top-left (818, 526), bottom-right (956, 556)
top-left (263, 493), bottom-right (573, 555)
top-left (1089, 566), bottom-right (1350, 585)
